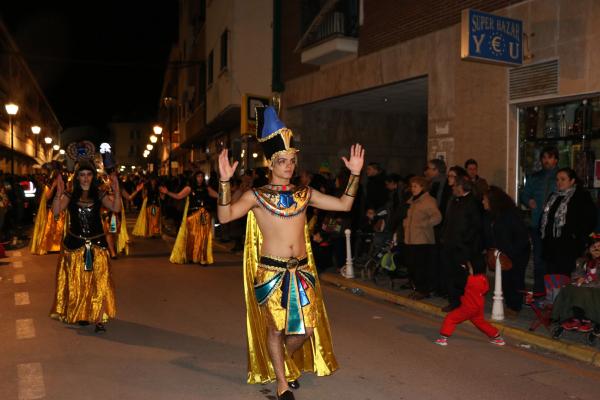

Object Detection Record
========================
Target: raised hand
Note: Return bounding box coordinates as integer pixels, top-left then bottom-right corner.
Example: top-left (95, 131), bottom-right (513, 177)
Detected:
top-left (218, 149), bottom-right (239, 181)
top-left (159, 186), bottom-right (168, 194)
top-left (136, 182), bottom-right (145, 192)
top-left (341, 143), bottom-right (365, 175)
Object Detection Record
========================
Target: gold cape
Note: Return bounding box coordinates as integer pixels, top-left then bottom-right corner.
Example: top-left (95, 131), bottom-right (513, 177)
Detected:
top-left (169, 197), bottom-right (190, 264)
top-left (132, 197), bottom-right (148, 237)
top-left (117, 201), bottom-right (129, 255)
top-left (243, 210), bottom-right (338, 384)
top-left (30, 185), bottom-right (49, 254)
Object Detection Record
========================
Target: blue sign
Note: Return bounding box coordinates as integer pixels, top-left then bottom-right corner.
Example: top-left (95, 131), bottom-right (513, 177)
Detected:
top-left (461, 9), bottom-right (522, 66)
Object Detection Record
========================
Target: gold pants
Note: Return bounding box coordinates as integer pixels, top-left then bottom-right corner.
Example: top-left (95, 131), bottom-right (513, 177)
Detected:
top-left (50, 245), bottom-right (116, 324)
top-left (185, 208), bottom-right (213, 264)
top-left (147, 204), bottom-right (161, 236)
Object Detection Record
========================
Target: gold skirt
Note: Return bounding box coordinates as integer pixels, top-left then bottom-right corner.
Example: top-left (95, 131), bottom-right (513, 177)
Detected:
top-left (50, 245), bottom-right (116, 324)
top-left (186, 208), bottom-right (213, 264)
top-left (147, 204), bottom-right (161, 236)
top-left (39, 210), bottom-right (65, 254)
top-left (255, 257), bottom-right (317, 333)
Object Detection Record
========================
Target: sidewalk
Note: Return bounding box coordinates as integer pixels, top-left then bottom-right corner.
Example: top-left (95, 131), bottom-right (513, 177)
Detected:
top-left (320, 271), bottom-right (600, 367)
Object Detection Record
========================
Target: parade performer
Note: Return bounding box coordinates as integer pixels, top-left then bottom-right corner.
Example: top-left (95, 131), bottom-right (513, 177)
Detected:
top-left (132, 176), bottom-right (163, 238)
top-left (99, 150), bottom-right (140, 258)
top-left (49, 141), bottom-right (120, 333)
top-left (217, 106), bottom-right (364, 400)
top-left (30, 163), bottom-right (67, 255)
top-left (161, 171), bottom-right (217, 265)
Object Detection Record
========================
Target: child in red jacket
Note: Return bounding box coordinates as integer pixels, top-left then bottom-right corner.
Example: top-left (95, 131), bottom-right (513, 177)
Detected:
top-left (435, 261), bottom-right (505, 346)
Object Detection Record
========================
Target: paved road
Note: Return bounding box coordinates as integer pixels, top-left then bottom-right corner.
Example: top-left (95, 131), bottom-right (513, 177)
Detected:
top-left (1, 230), bottom-right (600, 400)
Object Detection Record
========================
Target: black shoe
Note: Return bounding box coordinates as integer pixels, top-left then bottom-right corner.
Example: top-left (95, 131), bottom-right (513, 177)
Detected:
top-left (288, 380), bottom-right (300, 390)
top-left (77, 321), bottom-right (90, 326)
top-left (277, 390), bottom-right (295, 400)
top-left (94, 323), bottom-right (106, 333)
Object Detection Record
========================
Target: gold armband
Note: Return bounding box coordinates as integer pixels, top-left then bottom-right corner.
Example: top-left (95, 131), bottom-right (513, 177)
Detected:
top-left (218, 180), bottom-right (231, 206)
top-left (344, 174), bottom-right (360, 197)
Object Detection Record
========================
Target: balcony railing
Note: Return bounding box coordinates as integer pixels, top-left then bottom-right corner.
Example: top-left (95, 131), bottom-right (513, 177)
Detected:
top-left (304, 11), bottom-right (358, 49)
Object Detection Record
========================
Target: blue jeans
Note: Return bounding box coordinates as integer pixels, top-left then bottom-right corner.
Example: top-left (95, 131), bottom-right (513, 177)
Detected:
top-left (530, 227), bottom-right (546, 293)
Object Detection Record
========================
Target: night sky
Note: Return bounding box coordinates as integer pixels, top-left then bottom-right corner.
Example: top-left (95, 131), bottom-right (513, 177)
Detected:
top-left (0, 1), bottom-right (178, 129)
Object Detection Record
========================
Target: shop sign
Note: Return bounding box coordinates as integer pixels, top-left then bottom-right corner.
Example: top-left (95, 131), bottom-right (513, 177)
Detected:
top-left (241, 94), bottom-right (270, 135)
top-left (461, 9), bottom-right (523, 66)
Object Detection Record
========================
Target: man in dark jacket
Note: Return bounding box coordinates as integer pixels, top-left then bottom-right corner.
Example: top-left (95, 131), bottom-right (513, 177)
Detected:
top-left (441, 174), bottom-right (484, 312)
top-left (519, 146), bottom-right (559, 293)
top-left (365, 162), bottom-right (387, 211)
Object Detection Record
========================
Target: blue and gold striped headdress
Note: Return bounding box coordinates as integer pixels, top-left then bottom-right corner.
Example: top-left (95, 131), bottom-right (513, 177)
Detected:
top-left (256, 106), bottom-right (298, 162)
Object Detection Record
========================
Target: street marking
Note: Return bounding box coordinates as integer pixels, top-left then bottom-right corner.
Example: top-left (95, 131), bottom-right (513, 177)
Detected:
top-left (13, 260), bottom-right (24, 269)
top-left (16, 319), bottom-right (36, 339)
top-left (15, 292), bottom-right (31, 306)
top-left (17, 363), bottom-right (46, 400)
top-left (14, 274), bottom-right (26, 284)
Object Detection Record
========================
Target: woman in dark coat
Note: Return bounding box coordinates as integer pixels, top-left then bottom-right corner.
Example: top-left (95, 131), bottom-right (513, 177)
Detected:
top-left (540, 168), bottom-right (597, 278)
top-left (483, 186), bottom-right (530, 315)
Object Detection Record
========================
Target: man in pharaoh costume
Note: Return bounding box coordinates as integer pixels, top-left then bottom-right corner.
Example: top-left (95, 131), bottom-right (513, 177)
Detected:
top-left (217, 106), bottom-right (364, 400)
top-left (30, 161), bottom-right (67, 255)
top-left (49, 141), bottom-right (121, 333)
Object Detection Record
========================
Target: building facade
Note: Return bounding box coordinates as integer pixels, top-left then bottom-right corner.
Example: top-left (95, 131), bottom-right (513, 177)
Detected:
top-left (157, 0), bottom-right (273, 177)
top-left (0, 19), bottom-right (62, 175)
top-left (279, 0), bottom-right (600, 199)
top-left (108, 122), bottom-right (153, 169)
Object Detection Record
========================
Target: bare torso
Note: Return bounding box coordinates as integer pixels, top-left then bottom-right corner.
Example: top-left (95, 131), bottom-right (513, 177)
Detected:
top-left (252, 205), bottom-right (308, 258)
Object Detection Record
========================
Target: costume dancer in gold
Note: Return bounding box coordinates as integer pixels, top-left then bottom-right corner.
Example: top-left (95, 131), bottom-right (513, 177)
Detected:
top-left (132, 176), bottom-right (163, 238)
top-left (217, 106), bottom-right (364, 400)
top-left (50, 142), bottom-right (121, 333)
top-left (30, 164), bottom-right (66, 255)
top-left (161, 172), bottom-right (217, 265)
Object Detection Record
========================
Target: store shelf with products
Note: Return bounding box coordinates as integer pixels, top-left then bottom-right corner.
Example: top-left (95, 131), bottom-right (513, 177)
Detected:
top-left (519, 96), bottom-right (600, 193)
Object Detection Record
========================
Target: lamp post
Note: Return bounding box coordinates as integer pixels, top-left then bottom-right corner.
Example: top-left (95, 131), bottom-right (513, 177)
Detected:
top-left (5, 103), bottom-right (19, 175)
top-left (31, 125), bottom-right (41, 158)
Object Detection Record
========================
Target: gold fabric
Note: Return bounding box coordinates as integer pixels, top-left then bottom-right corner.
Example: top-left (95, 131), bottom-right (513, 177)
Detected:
top-left (218, 180), bottom-right (231, 206)
top-left (244, 211), bottom-right (338, 384)
top-left (39, 209), bottom-right (66, 254)
top-left (255, 260), bottom-right (317, 331)
top-left (50, 245), bottom-right (116, 324)
top-left (146, 204), bottom-right (161, 236)
top-left (344, 174), bottom-right (360, 197)
top-left (117, 203), bottom-right (129, 255)
top-left (169, 198), bottom-right (189, 264)
top-left (133, 198), bottom-right (161, 238)
top-left (132, 198), bottom-right (148, 237)
top-left (170, 197), bottom-right (213, 264)
top-left (253, 185), bottom-right (311, 218)
top-left (30, 185), bottom-right (49, 255)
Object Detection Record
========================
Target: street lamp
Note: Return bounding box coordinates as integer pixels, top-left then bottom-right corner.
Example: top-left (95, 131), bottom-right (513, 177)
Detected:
top-left (162, 96), bottom-right (176, 177)
top-left (146, 144), bottom-right (153, 151)
top-left (5, 103), bottom-right (19, 175)
top-left (153, 125), bottom-right (162, 135)
top-left (31, 125), bottom-right (41, 158)
top-left (44, 137), bottom-right (52, 144)
top-left (150, 135), bottom-right (158, 144)
top-left (59, 149), bottom-right (65, 155)
top-left (53, 144), bottom-right (60, 151)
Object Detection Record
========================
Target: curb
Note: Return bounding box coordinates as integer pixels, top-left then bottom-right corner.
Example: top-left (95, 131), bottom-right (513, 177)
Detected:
top-left (320, 272), bottom-right (600, 367)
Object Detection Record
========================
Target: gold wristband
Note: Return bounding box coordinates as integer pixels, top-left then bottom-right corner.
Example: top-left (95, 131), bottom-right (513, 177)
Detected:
top-left (344, 174), bottom-right (360, 197)
top-left (218, 180), bottom-right (231, 206)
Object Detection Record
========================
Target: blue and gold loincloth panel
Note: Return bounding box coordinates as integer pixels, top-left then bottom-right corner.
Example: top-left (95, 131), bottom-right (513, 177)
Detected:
top-left (254, 255), bottom-right (317, 335)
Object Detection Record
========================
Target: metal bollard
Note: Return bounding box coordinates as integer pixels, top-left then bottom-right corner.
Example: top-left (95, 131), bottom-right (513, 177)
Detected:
top-left (341, 228), bottom-right (354, 279)
top-left (491, 249), bottom-right (504, 321)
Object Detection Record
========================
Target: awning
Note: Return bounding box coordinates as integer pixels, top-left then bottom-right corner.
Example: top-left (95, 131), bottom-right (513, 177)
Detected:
top-left (180, 104), bottom-right (241, 149)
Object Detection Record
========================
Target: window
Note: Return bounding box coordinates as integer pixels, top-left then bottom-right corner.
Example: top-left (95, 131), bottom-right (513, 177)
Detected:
top-left (220, 30), bottom-right (228, 70)
top-left (130, 130), bottom-right (135, 139)
top-left (129, 145), bottom-right (134, 155)
top-left (136, 130), bottom-right (141, 139)
top-left (207, 51), bottom-right (214, 85)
